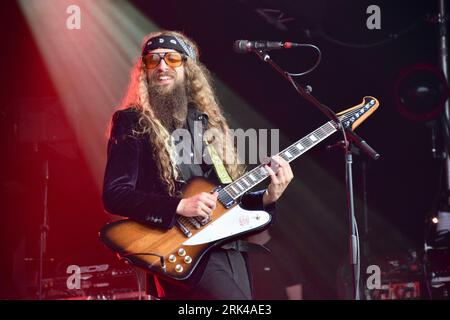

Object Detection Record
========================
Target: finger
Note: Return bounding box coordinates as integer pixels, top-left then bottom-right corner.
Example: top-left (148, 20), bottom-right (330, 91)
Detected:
top-left (276, 165), bottom-right (287, 182)
top-left (200, 193), bottom-right (217, 209)
top-left (286, 166), bottom-right (294, 180)
top-left (272, 155), bottom-right (289, 168)
top-left (189, 203), bottom-right (208, 220)
top-left (201, 202), bottom-right (213, 215)
top-left (210, 191), bottom-right (219, 201)
top-left (203, 197), bottom-right (217, 210)
top-left (209, 191), bottom-right (219, 199)
top-left (271, 155), bottom-right (282, 163)
top-left (198, 203), bottom-right (212, 218)
top-left (273, 156), bottom-right (293, 180)
top-left (202, 192), bottom-right (218, 201)
top-left (268, 157), bottom-right (280, 173)
top-left (265, 164), bottom-right (279, 184)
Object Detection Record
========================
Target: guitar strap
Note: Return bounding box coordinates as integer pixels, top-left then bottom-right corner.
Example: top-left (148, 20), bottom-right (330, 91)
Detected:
top-left (204, 138), bottom-right (233, 184)
top-left (175, 106), bottom-right (233, 185)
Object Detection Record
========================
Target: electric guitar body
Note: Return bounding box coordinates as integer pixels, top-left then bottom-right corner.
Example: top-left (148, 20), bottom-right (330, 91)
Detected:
top-left (100, 177), bottom-right (271, 282)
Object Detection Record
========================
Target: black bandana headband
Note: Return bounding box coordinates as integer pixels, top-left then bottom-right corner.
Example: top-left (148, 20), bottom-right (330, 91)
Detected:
top-left (142, 35), bottom-right (197, 61)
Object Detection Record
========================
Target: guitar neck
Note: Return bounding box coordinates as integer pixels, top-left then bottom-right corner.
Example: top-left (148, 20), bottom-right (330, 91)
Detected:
top-left (221, 120), bottom-right (338, 201)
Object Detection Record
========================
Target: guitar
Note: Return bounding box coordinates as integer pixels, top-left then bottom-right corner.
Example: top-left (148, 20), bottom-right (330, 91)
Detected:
top-left (99, 96), bottom-right (379, 282)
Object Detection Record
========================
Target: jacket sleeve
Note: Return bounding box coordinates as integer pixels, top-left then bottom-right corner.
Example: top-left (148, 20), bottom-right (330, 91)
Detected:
top-left (240, 189), bottom-right (276, 217)
top-left (102, 110), bottom-right (180, 229)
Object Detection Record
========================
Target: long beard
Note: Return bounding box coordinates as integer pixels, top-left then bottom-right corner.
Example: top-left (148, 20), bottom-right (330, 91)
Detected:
top-left (148, 80), bottom-right (188, 132)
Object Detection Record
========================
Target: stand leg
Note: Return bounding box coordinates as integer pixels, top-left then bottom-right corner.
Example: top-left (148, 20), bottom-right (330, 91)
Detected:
top-left (346, 151), bottom-right (360, 300)
top-left (38, 159), bottom-right (49, 300)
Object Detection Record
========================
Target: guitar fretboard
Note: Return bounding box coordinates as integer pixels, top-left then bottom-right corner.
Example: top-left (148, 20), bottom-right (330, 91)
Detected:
top-left (218, 121), bottom-right (338, 202)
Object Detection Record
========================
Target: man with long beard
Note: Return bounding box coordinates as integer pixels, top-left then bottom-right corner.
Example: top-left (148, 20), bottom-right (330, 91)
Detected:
top-left (102, 30), bottom-right (294, 299)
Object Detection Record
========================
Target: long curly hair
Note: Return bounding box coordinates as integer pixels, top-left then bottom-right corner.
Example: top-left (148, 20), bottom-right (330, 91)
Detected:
top-left (120, 30), bottom-right (244, 196)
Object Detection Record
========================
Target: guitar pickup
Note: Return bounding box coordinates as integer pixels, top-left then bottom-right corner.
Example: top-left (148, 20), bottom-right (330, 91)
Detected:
top-left (176, 218), bottom-right (192, 238)
top-left (216, 188), bottom-right (236, 209)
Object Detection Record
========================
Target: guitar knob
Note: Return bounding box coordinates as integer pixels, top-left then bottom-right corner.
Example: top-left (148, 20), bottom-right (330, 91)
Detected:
top-left (168, 254), bottom-right (176, 263)
top-left (178, 248), bottom-right (186, 256)
top-left (184, 256), bottom-right (192, 264)
top-left (175, 264), bottom-right (183, 273)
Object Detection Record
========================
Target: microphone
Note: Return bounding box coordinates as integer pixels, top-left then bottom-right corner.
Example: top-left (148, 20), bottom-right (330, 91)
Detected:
top-left (233, 40), bottom-right (300, 53)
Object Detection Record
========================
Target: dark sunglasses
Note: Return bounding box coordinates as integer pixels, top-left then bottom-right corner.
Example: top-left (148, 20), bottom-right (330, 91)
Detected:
top-left (143, 52), bottom-right (186, 69)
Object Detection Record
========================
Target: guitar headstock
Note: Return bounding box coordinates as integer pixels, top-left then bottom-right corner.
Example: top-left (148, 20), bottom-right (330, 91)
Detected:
top-left (337, 96), bottom-right (379, 131)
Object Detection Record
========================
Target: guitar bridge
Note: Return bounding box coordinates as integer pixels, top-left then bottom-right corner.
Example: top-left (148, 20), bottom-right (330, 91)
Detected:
top-left (187, 217), bottom-right (202, 229)
top-left (194, 216), bottom-right (211, 226)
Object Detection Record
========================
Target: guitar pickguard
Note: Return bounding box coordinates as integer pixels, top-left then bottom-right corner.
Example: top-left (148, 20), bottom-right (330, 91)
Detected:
top-left (182, 205), bottom-right (271, 246)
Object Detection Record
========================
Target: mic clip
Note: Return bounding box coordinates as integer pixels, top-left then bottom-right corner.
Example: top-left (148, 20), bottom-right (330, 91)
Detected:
top-left (326, 140), bottom-right (348, 151)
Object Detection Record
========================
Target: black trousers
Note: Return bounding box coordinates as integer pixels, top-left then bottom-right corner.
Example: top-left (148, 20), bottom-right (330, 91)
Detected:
top-left (148, 248), bottom-right (252, 300)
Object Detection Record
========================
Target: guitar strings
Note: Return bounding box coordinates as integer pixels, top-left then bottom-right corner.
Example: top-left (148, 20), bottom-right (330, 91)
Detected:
top-left (221, 99), bottom-right (376, 199)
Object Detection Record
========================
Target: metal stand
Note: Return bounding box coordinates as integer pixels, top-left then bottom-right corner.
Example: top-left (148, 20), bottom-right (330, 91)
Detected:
top-left (38, 154), bottom-right (50, 300)
top-left (423, 0), bottom-right (450, 300)
top-left (438, 0), bottom-right (450, 204)
top-left (14, 97), bottom-right (71, 299)
top-left (360, 160), bottom-right (370, 262)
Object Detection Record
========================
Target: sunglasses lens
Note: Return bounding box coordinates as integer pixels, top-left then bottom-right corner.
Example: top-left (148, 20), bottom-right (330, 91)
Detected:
top-left (144, 54), bottom-right (161, 69)
top-left (165, 52), bottom-right (183, 67)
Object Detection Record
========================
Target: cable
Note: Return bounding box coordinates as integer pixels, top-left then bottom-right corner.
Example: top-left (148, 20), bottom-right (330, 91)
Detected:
top-left (120, 252), bottom-right (166, 270)
top-left (316, 18), bottom-right (422, 49)
top-left (287, 44), bottom-right (322, 77)
top-left (422, 252), bottom-right (434, 299)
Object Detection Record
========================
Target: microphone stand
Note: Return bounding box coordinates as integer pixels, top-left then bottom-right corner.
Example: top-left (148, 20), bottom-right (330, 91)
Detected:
top-left (38, 146), bottom-right (50, 300)
top-left (252, 49), bottom-right (380, 300)
top-left (361, 158), bottom-right (370, 274)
